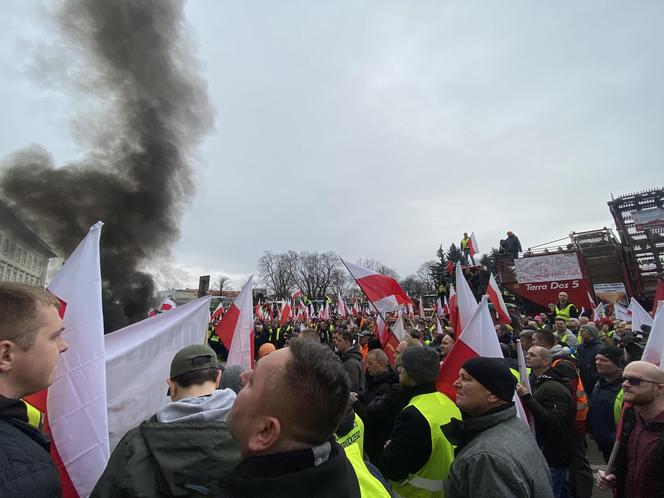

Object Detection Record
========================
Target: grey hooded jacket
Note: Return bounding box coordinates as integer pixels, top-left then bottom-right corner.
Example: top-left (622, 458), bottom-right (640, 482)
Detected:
top-left (91, 389), bottom-right (240, 497)
top-left (442, 404), bottom-right (553, 498)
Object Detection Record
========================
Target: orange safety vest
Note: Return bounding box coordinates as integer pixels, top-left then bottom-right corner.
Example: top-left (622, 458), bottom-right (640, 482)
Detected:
top-left (552, 358), bottom-right (588, 435)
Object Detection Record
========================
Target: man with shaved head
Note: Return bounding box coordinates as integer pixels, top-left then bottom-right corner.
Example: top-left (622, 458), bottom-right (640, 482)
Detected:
top-left (597, 361), bottom-right (664, 497)
top-left (517, 346), bottom-right (576, 498)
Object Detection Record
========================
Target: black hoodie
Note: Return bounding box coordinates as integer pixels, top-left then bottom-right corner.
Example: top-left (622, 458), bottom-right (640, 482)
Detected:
top-left (0, 395), bottom-right (60, 497)
top-left (520, 369), bottom-right (576, 468)
top-left (340, 343), bottom-right (365, 392)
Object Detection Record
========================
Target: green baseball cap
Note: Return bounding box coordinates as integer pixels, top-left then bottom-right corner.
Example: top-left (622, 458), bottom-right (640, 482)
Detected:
top-left (169, 344), bottom-right (219, 379)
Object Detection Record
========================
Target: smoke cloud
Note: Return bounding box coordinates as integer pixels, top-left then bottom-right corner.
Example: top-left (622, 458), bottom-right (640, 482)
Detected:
top-left (0, 0), bottom-right (213, 331)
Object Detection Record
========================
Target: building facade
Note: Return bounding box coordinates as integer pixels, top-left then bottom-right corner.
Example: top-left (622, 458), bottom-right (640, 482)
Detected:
top-left (0, 201), bottom-right (56, 287)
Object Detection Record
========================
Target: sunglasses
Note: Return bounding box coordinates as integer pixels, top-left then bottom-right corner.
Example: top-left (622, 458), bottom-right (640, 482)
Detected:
top-left (622, 376), bottom-right (660, 386)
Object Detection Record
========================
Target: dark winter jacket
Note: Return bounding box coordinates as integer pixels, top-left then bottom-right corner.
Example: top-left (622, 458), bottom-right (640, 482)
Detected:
top-left (587, 376), bottom-right (622, 461)
top-left (442, 404), bottom-right (553, 498)
top-left (91, 389), bottom-right (240, 498)
top-left (0, 395), bottom-right (60, 497)
top-left (577, 338), bottom-right (605, 388)
top-left (364, 382), bottom-right (411, 463)
top-left (360, 367), bottom-right (398, 408)
top-left (504, 233), bottom-right (522, 256)
top-left (613, 406), bottom-right (664, 498)
top-left (520, 369), bottom-right (576, 468)
top-left (341, 343), bottom-right (365, 393)
top-left (376, 382), bottom-right (460, 482)
top-left (215, 439), bottom-right (362, 498)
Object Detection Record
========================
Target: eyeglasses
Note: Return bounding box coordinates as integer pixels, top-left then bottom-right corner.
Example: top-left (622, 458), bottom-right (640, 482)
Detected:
top-left (622, 376), bottom-right (661, 386)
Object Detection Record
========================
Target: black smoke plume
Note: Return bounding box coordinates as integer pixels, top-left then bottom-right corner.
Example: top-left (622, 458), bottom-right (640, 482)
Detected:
top-left (0, 0), bottom-right (213, 331)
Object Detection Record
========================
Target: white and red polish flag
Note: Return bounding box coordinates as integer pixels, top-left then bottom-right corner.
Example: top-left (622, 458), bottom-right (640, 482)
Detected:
top-left (448, 286), bottom-right (458, 332)
top-left (443, 295), bottom-right (450, 317)
top-left (487, 273), bottom-right (511, 325)
top-left (436, 296), bottom-right (527, 424)
top-left (279, 300), bottom-right (291, 325)
top-left (210, 301), bottom-right (225, 322)
top-left (469, 232), bottom-right (480, 257)
top-left (25, 222), bottom-right (108, 498)
top-left (337, 293), bottom-right (349, 317)
top-left (435, 315), bottom-right (444, 335)
top-left (342, 260), bottom-right (413, 313)
top-left (642, 305), bottom-right (664, 366)
top-left (418, 295), bottom-right (425, 319)
top-left (159, 296), bottom-right (176, 312)
top-left (376, 314), bottom-right (399, 365)
top-left (291, 290), bottom-right (303, 302)
top-left (408, 303), bottom-right (415, 323)
top-left (215, 276), bottom-right (254, 369)
top-left (455, 262), bottom-right (478, 334)
top-left (435, 297), bottom-right (444, 318)
top-left (254, 302), bottom-right (262, 320)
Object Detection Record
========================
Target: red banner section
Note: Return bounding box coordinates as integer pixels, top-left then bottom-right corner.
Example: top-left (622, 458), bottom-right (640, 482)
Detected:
top-left (514, 278), bottom-right (592, 311)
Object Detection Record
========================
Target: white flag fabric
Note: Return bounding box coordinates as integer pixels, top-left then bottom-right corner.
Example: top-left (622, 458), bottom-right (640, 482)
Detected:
top-left (104, 295), bottom-right (211, 450)
top-left (629, 297), bottom-right (654, 335)
top-left (43, 221), bottom-right (108, 497)
top-left (392, 312), bottom-right (405, 341)
top-left (594, 302), bottom-right (606, 321)
top-left (615, 302), bottom-right (631, 321)
top-left (455, 261), bottom-right (479, 334)
top-left (642, 306), bottom-right (664, 367)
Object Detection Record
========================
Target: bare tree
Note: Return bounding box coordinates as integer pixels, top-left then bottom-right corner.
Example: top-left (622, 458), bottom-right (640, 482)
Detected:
top-left (257, 251), bottom-right (294, 299)
top-left (292, 251), bottom-right (339, 299)
top-left (214, 275), bottom-right (230, 294)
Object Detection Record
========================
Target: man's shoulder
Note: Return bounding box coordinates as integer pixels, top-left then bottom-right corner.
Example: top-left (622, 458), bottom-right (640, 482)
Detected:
top-left (0, 418), bottom-right (60, 496)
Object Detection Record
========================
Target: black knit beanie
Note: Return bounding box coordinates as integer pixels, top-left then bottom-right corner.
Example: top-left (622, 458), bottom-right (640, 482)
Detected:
top-left (462, 357), bottom-right (516, 402)
top-left (596, 346), bottom-right (622, 367)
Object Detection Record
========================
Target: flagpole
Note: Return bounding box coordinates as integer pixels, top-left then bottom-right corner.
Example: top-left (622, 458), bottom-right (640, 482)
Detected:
top-left (340, 258), bottom-right (401, 341)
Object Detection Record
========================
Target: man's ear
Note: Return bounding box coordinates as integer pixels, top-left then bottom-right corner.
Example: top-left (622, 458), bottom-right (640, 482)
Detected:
top-left (215, 369), bottom-right (222, 388)
top-left (0, 340), bottom-right (15, 373)
top-left (166, 378), bottom-right (177, 400)
top-left (247, 416), bottom-right (281, 454)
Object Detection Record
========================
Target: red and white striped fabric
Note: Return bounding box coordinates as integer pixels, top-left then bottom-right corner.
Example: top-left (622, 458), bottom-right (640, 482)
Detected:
top-left (443, 295), bottom-right (450, 317)
top-left (487, 273), bottom-right (511, 325)
top-left (436, 296), bottom-right (528, 425)
top-left (469, 232), bottom-right (480, 257)
top-left (435, 315), bottom-right (444, 335)
top-left (210, 301), bottom-right (225, 321)
top-left (448, 286), bottom-right (458, 332)
top-left (292, 290), bottom-right (303, 301)
top-left (25, 222), bottom-right (108, 498)
top-left (337, 293), bottom-right (349, 317)
top-left (407, 303), bottom-right (415, 323)
top-left (215, 276), bottom-right (254, 369)
top-left (159, 297), bottom-right (176, 312)
top-left (279, 300), bottom-right (291, 325)
top-left (343, 260), bottom-right (413, 313)
top-left (376, 314), bottom-right (399, 365)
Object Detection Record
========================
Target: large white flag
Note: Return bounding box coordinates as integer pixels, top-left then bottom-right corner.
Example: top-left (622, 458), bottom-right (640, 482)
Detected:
top-left (629, 297), bottom-right (654, 335)
top-left (455, 261), bottom-right (479, 333)
top-left (26, 222), bottom-right (108, 498)
top-left (104, 295), bottom-right (211, 450)
top-left (642, 306), bottom-right (664, 367)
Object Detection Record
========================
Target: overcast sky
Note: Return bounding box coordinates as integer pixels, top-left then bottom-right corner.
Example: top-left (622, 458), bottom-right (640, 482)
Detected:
top-left (1, 1), bottom-right (662, 290)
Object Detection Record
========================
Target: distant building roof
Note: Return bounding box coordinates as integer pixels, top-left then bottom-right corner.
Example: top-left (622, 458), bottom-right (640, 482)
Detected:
top-left (0, 200), bottom-right (57, 258)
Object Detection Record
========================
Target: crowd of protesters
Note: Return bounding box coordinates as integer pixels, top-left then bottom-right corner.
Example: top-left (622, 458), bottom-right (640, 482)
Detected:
top-left (2, 280), bottom-right (663, 497)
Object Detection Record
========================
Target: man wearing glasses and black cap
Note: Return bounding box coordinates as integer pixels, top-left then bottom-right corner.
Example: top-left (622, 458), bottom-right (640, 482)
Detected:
top-left (91, 344), bottom-right (240, 497)
top-left (597, 360), bottom-right (664, 497)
